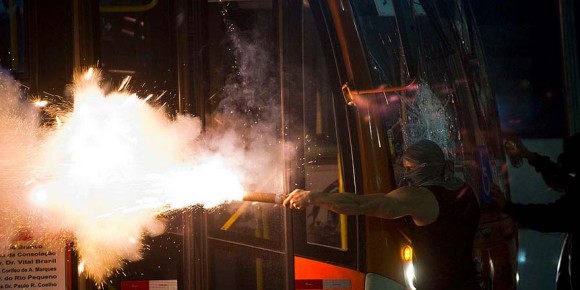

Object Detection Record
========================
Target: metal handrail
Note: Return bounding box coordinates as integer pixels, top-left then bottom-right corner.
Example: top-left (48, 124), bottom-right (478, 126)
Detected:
top-left (341, 79), bottom-right (417, 106)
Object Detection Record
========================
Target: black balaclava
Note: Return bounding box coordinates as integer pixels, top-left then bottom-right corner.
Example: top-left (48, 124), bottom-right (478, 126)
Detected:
top-left (402, 139), bottom-right (464, 190)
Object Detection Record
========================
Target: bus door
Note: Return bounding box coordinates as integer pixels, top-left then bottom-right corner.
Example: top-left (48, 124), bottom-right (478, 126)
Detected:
top-left (70, 0), bottom-right (292, 289)
top-left (190, 1), bottom-right (293, 290)
top-left (287, 0), bottom-right (415, 289)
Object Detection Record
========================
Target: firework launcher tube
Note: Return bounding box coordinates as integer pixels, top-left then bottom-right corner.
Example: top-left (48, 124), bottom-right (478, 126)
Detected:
top-left (242, 192), bottom-right (287, 204)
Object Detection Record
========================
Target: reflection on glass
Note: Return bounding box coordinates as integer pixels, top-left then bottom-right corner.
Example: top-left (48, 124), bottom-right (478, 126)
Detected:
top-left (99, 0), bottom-right (178, 112)
top-left (210, 246), bottom-right (285, 290)
top-left (208, 202), bottom-right (284, 249)
top-left (302, 6), bottom-right (344, 250)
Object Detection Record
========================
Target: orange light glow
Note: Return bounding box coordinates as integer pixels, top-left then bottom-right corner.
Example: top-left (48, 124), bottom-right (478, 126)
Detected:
top-left (402, 245), bottom-right (413, 262)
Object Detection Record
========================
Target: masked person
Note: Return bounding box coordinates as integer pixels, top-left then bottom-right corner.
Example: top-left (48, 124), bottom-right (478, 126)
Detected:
top-left (285, 139), bottom-right (481, 290)
top-left (493, 132), bottom-right (580, 290)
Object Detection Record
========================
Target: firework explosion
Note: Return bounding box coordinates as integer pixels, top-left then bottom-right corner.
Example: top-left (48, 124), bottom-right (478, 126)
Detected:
top-left (0, 68), bottom-right (274, 283)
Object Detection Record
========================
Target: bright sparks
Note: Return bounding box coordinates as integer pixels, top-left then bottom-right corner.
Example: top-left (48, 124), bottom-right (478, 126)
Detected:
top-left (1, 68), bottom-right (250, 284)
top-left (33, 99), bottom-right (48, 108)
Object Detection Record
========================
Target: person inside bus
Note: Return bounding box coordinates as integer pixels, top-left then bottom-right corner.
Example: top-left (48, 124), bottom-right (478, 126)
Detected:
top-left (491, 132), bottom-right (580, 290)
top-left (284, 139), bottom-right (481, 290)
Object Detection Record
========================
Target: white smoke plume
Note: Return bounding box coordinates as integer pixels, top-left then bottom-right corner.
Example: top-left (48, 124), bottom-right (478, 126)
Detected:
top-left (0, 67), bottom-right (277, 283)
top-left (0, 6), bottom-right (287, 284)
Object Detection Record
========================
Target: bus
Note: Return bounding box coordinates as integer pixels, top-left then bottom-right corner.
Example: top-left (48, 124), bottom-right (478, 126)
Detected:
top-left (0, 0), bottom-right (519, 289)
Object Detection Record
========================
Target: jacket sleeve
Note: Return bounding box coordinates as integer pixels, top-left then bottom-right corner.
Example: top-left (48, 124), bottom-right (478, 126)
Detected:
top-left (528, 153), bottom-right (570, 192)
top-left (503, 193), bottom-right (576, 232)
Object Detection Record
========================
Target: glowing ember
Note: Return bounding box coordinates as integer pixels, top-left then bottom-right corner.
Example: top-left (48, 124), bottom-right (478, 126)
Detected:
top-left (0, 68), bottom-right (250, 283)
top-left (33, 99), bottom-right (48, 108)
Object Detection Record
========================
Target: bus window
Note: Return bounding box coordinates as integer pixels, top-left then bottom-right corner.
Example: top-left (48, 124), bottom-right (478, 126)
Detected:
top-left (290, 0), bottom-right (361, 274)
top-left (302, 4), bottom-right (342, 251)
top-left (204, 0), bottom-right (283, 247)
top-left (0, 0), bottom-right (26, 76)
top-left (99, 0), bottom-right (179, 113)
top-left (201, 1), bottom-right (290, 289)
top-left (76, 1), bottom-right (184, 288)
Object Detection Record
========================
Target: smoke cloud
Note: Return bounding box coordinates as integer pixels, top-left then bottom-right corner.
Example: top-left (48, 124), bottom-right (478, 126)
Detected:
top-left (0, 6), bottom-right (286, 284)
top-left (0, 64), bottom-right (283, 283)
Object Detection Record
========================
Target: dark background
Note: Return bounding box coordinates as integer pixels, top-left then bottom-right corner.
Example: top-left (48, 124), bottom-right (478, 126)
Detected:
top-left (472, 0), bottom-right (569, 138)
top-left (472, 2), bottom-right (576, 289)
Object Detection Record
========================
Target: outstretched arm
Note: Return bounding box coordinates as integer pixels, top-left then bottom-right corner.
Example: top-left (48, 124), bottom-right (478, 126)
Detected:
top-left (491, 183), bottom-right (576, 232)
top-left (284, 187), bottom-right (438, 224)
top-left (528, 154), bottom-right (571, 192)
top-left (505, 136), bottom-right (570, 192)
